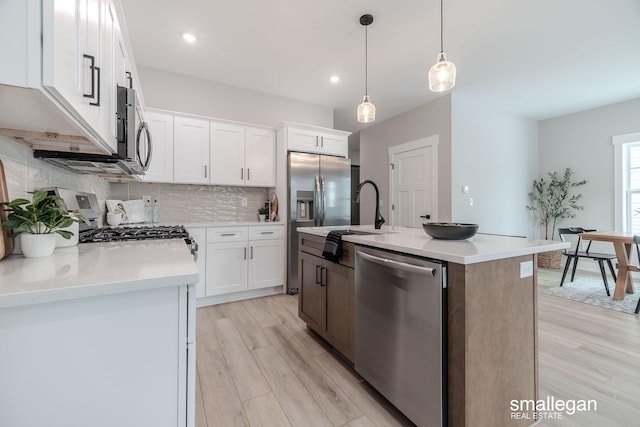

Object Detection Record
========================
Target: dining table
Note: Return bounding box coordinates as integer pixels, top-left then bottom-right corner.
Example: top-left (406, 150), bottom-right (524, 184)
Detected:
top-left (579, 231), bottom-right (638, 300)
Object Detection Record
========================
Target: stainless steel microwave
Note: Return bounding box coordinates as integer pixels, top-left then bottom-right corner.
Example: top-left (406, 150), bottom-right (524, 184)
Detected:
top-left (33, 86), bottom-right (152, 176)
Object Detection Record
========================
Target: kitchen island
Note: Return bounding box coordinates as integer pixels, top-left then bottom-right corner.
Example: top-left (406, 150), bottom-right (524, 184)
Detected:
top-left (0, 240), bottom-right (198, 427)
top-left (298, 225), bottom-right (568, 427)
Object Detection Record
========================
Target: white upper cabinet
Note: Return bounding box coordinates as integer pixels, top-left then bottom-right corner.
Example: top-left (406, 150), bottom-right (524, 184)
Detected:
top-left (282, 123), bottom-right (350, 158)
top-left (210, 122), bottom-right (245, 186)
top-left (173, 116), bottom-right (210, 184)
top-left (245, 127), bottom-right (276, 187)
top-left (210, 122), bottom-right (275, 187)
top-left (143, 111), bottom-right (174, 183)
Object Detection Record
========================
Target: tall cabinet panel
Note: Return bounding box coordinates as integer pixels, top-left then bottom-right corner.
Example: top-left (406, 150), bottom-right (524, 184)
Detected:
top-left (245, 126), bottom-right (276, 187)
top-left (209, 122), bottom-right (245, 186)
top-left (173, 116), bottom-right (209, 184)
top-left (144, 111), bottom-right (174, 183)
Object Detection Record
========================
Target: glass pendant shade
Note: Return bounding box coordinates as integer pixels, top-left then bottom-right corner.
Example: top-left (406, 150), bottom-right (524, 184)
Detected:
top-left (357, 95), bottom-right (376, 123)
top-left (429, 52), bottom-right (456, 92)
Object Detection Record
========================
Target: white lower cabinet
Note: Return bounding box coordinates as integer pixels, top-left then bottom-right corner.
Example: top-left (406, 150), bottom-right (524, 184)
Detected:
top-left (201, 225), bottom-right (284, 304)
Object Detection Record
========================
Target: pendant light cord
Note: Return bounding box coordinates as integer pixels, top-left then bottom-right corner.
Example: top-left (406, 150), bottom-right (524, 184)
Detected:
top-left (440, 0), bottom-right (444, 53)
top-left (365, 25), bottom-right (368, 96)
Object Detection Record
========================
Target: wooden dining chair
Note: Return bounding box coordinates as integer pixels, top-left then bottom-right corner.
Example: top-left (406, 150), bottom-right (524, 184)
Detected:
top-left (558, 227), bottom-right (617, 295)
top-left (633, 235), bottom-right (640, 314)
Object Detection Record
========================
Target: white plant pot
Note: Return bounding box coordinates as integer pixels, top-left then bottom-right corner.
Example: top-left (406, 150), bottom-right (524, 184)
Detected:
top-left (55, 221), bottom-right (79, 248)
top-left (258, 214), bottom-right (267, 223)
top-left (20, 233), bottom-right (56, 258)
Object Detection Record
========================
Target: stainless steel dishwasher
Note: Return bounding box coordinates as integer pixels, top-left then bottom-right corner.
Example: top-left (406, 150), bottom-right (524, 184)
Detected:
top-left (355, 245), bottom-right (446, 427)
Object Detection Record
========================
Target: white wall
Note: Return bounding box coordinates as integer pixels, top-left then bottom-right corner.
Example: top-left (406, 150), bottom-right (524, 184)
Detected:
top-left (137, 66), bottom-right (333, 128)
top-left (539, 97), bottom-right (640, 238)
top-left (359, 95), bottom-right (452, 226)
top-left (451, 93), bottom-right (539, 237)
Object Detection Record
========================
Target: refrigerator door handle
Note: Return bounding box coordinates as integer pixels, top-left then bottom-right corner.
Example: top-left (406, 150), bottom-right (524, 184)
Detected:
top-left (320, 176), bottom-right (326, 226)
top-left (314, 175), bottom-right (321, 226)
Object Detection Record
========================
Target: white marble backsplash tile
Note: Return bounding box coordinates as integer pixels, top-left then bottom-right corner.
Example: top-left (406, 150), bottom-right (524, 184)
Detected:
top-left (110, 182), bottom-right (270, 224)
top-left (0, 137), bottom-right (110, 213)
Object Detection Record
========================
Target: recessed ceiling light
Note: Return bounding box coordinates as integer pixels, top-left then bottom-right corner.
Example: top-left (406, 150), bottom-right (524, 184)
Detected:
top-left (182, 33), bottom-right (197, 43)
top-left (329, 75), bottom-right (340, 84)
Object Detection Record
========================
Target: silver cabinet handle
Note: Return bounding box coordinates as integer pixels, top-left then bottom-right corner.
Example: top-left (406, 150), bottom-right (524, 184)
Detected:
top-left (204, 165), bottom-right (208, 178)
top-left (320, 136), bottom-right (324, 147)
top-left (250, 246), bottom-right (253, 259)
top-left (315, 135), bottom-right (319, 147)
top-left (241, 168), bottom-right (244, 179)
top-left (358, 251), bottom-right (436, 276)
top-left (243, 247), bottom-right (247, 260)
top-left (247, 168), bottom-right (250, 181)
top-left (221, 233), bottom-right (236, 236)
top-left (260, 231), bottom-right (274, 235)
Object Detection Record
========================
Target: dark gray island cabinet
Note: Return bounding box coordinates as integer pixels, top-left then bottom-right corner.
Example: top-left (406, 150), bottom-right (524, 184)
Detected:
top-left (297, 226), bottom-right (567, 427)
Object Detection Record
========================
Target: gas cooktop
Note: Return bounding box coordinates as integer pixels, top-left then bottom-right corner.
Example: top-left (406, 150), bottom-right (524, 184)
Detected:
top-left (79, 225), bottom-right (189, 243)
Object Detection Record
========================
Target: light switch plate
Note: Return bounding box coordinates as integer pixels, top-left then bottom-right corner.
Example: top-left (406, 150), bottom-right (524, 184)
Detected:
top-left (520, 260), bottom-right (533, 278)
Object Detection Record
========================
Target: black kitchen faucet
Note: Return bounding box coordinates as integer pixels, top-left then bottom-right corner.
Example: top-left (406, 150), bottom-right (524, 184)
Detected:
top-left (353, 180), bottom-right (385, 230)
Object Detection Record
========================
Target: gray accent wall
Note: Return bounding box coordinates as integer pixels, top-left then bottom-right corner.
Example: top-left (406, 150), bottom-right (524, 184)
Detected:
top-left (138, 66), bottom-right (334, 128)
top-left (359, 95), bottom-right (453, 226)
top-left (538, 97), bottom-right (640, 244)
top-left (451, 93), bottom-right (539, 237)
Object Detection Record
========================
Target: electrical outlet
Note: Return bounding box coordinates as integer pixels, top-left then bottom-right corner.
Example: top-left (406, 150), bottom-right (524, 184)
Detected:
top-left (240, 197), bottom-right (248, 207)
top-left (520, 261), bottom-right (533, 278)
top-left (469, 197), bottom-right (474, 207)
top-left (461, 185), bottom-right (469, 194)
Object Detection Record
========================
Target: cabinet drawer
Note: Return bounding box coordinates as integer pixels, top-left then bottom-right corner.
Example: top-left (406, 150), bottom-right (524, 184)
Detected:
top-left (299, 232), bottom-right (354, 268)
top-left (249, 226), bottom-right (284, 241)
top-left (207, 227), bottom-right (248, 243)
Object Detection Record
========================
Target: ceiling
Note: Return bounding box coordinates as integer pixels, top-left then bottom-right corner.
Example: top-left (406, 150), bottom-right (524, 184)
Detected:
top-left (120, 0), bottom-right (640, 133)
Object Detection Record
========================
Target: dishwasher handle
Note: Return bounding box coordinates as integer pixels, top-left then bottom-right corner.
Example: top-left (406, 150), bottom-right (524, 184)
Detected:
top-left (358, 251), bottom-right (436, 276)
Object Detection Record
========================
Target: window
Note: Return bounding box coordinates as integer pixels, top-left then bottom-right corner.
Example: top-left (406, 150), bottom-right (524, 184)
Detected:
top-left (614, 132), bottom-right (640, 232)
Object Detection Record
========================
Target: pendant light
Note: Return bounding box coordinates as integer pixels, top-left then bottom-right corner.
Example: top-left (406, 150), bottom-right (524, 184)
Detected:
top-left (429, 0), bottom-right (456, 92)
top-left (357, 14), bottom-right (376, 123)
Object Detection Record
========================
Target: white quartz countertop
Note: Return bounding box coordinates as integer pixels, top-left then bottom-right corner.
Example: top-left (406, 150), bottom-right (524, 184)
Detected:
top-left (298, 225), bottom-right (569, 264)
top-left (0, 240), bottom-right (198, 308)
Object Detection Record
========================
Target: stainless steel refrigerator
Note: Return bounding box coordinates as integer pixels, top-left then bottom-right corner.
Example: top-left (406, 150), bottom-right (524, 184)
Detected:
top-left (287, 152), bottom-right (351, 293)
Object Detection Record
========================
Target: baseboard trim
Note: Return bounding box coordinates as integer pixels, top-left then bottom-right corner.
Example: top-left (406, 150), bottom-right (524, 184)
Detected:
top-left (196, 286), bottom-right (284, 307)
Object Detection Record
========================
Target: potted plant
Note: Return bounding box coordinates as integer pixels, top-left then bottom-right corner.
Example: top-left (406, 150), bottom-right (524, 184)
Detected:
top-left (257, 206), bottom-right (269, 222)
top-left (1, 190), bottom-right (89, 258)
top-left (526, 168), bottom-right (586, 268)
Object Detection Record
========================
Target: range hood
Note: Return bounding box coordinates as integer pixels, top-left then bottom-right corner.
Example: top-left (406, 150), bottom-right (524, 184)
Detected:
top-left (33, 150), bottom-right (145, 176)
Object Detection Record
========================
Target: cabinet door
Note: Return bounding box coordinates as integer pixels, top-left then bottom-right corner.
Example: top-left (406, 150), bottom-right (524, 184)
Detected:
top-left (287, 127), bottom-right (320, 153)
top-left (143, 111), bottom-right (174, 183)
top-left (42, 0), bottom-right (85, 122)
top-left (209, 122), bottom-right (245, 186)
top-left (248, 239), bottom-right (283, 290)
top-left (186, 228), bottom-right (207, 298)
top-left (298, 252), bottom-right (323, 332)
top-left (322, 260), bottom-right (354, 362)
top-left (318, 132), bottom-right (348, 158)
top-left (98, 0), bottom-right (117, 152)
top-left (174, 116), bottom-right (209, 184)
top-left (245, 127), bottom-right (276, 187)
top-left (205, 241), bottom-right (247, 296)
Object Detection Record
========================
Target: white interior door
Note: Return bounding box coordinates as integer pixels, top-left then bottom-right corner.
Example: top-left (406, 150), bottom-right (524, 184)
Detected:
top-left (389, 136), bottom-right (438, 228)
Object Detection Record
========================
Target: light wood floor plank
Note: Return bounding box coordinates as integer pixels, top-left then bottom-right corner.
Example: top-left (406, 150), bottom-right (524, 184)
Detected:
top-left (342, 415), bottom-right (376, 427)
top-left (313, 353), bottom-right (412, 427)
top-left (243, 392), bottom-right (292, 427)
top-left (253, 345), bottom-right (334, 427)
top-left (197, 347), bottom-right (248, 427)
top-left (225, 299), bottom-right (272, 351)
top-left (263, 324), bottom-right (363, 426)
top-left (215, 317), bottom-right (271, 402)
top-left (196, 306), bottom-right (219, 353)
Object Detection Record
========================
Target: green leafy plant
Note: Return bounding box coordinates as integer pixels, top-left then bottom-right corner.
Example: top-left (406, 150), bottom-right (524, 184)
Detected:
top-left (1, 190), bottom-right (89, 239)
top-left (526, 168), bottom-right (587, 240)
top-left (258, 206), bottom-right (269, 215)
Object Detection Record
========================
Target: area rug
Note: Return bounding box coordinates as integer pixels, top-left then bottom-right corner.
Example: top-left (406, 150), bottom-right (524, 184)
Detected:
top-left (540, 277), bottom-right (640, 314)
